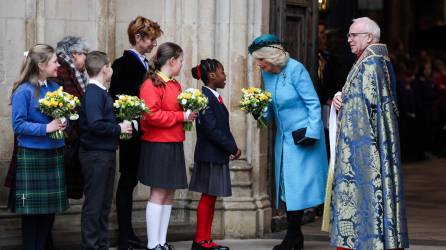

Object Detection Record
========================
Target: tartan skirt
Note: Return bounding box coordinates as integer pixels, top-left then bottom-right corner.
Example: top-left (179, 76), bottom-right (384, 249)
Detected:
top-left (15, 147), bottom-right (69, 214)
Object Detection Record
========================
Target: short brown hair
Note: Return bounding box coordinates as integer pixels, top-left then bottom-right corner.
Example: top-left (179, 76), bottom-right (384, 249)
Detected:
top-left (127, 16), bottom-right (163, 45)
top-left (85, 51), bottom-right (109, 77)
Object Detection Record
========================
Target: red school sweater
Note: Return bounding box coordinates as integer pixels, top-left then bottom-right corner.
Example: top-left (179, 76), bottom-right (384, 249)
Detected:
top-left (139, 74), bottom-right (185, 142)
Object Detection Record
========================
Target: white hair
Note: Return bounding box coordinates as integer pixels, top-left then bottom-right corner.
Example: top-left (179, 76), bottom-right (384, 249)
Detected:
top-left (56, 36), bottom-right (90, 55)
top-left (252, 45), bottom-right (290, 67)
top-left (352, 17), bottom-right (380, 42)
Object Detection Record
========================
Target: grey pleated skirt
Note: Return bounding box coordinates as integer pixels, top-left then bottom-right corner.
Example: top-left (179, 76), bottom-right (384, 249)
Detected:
top-left (189, 162), bottom-right (232, 197)
top-left (138, 141), bottom-right (187, 189)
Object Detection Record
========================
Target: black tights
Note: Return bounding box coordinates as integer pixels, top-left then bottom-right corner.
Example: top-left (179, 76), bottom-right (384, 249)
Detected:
top-left (21, 214), bottom-right (55, 250)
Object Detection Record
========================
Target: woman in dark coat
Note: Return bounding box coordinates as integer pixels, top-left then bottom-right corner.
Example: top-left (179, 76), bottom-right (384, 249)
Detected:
top-left (52, 36), bottom-right (90, 199)
top-left (108, 16), bottom-right (163, 250)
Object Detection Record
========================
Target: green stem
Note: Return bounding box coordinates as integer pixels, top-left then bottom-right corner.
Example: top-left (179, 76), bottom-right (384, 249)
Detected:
top-left (120, 133), bottom-right (132, 140)
top-left (257, 117), bottom-right (267, 128)
top-left (49, 130), bottom-right (64, 140)
top-left (184, 122), bottom-right (193, 131)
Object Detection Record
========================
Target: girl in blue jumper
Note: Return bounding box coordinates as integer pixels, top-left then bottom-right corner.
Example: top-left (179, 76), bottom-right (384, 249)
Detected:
top-left (189, 59), bottom-right (241, 250)
top-left (10, 44), bottom-right (69, 250)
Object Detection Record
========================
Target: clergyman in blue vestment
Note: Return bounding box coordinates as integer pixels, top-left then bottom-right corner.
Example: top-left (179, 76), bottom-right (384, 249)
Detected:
top-left (329, 17), bottom-right (409, 250)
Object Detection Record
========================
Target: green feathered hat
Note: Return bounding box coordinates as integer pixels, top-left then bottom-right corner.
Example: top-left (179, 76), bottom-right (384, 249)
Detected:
top-left (248, 34), bottom-right (282, 54)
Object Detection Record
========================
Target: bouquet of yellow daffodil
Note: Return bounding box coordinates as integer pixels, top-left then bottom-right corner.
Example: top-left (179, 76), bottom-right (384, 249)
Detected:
top-left (113, 95), bottom-right (149, 140)
top-left (240, 87), bottom-right (272, 128)
top-left (177, 88), bottom-right (208, 131)
top-left (38, 86), bottom-right (81, 139)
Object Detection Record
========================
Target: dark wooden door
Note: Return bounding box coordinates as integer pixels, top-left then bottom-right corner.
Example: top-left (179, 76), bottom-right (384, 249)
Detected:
top-left (267, 0), bottom-right (318, 232)
top-left (270, 0), bottom-right (318, 76)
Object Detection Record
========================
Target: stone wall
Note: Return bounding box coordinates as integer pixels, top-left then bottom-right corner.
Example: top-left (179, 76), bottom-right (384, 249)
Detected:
top-left (0, 0), bottom-right (272, 247)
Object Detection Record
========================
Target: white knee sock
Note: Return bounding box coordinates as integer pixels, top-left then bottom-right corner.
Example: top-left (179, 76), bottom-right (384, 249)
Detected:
top-left (159, 204), bottom-right (172, 246)
top-left (146, 202), bottom-right (163, 249)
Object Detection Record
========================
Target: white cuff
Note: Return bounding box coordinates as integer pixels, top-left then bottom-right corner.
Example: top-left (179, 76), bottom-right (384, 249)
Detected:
top-left (131, 120), bottom-right (138, 131)
top-left (184, 110), bottom-right (191, 121)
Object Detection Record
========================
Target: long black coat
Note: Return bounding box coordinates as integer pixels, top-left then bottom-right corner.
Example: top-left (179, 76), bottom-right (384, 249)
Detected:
top-left (109, 50), bottom-right (147, 173)
top-left (194, 86), bottom-right (238, 164)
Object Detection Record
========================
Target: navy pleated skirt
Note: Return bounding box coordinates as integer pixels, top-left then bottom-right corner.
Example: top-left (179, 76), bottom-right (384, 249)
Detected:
top-left (189, 162), bottom-right (232, 197)
top-left (138, 141), bottom-right (187, 189)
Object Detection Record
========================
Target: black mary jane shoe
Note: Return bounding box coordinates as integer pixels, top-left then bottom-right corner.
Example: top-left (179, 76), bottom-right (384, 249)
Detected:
top-left (191, 240), bottom-right (219, 250)
top-left (208, 240), bottom-right (230, 250)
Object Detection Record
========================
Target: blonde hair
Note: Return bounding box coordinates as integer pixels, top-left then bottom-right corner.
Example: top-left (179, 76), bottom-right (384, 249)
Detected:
top-left (352, 17), bottom-right (381, 42)
top-left (10, 44), bottom-right (55, 102)
top-left (252, 45), bottom-right (290, 67)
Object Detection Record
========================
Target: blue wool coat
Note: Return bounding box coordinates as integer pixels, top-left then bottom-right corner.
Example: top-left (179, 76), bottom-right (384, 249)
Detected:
top-left (262, 58), bottom-right (328, 211)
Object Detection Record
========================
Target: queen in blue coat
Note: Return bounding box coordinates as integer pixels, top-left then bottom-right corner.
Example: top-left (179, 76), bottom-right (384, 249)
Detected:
top-left (249, 34), bottom-right (328, 250)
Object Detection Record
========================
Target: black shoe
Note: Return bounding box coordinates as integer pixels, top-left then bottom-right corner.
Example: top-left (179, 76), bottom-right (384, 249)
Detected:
top-left (272, 240), bottom-right (302, 250)
top-left (163, 243), bottom-right (175, 250)
top-left (128, 238), bottom-right (146, 249)
top-left (147, 244), bottom-right (164, 250)
top-left (273, 210), bottom-right (304, 250)
top-left (208, 240), bottom-right (230, 250)
top-left (191, 240), bottom-right (219, 250)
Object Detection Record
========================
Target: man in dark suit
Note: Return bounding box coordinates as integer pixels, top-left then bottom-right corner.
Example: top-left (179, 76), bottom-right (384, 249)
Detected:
top-left (109, 16), bottom-right (163, 250)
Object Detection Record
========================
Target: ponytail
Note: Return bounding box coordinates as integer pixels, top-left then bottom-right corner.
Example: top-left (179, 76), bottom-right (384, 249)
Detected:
top-left (10, 44), bottom-right (55, 103)
top-left (146, 42), bottom-right (183, 86)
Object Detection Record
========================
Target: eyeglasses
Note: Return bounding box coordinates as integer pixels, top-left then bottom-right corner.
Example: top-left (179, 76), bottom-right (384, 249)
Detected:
top-left (73, 51), bottom-right (88, 56)
top-left (347, 32), bottom-right (370, 39)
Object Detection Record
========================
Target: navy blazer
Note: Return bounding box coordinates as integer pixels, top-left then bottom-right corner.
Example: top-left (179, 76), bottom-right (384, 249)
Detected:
top-left (109, 50), bottom-right (147, 173)
top-left (194, 86), bottom-right (238, 164)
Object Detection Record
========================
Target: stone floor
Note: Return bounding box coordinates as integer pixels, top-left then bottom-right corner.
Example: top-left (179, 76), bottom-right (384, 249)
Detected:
top-left (113, 157), bottom-right (446, 250)
top-left (2, 157), bottom-right (446, 250)
top-left (157, 239), bottom-right (446, 250)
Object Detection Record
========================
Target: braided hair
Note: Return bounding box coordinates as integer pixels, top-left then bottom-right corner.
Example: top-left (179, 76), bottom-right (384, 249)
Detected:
top-left (191, 58), bottom-right (223, 85)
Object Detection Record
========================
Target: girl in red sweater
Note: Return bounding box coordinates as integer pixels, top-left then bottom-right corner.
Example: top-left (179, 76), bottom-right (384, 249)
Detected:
top-left (139, 42), bottom-right (197, 250)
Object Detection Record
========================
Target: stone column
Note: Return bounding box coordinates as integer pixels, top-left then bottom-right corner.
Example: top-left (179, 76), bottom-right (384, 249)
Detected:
top-left (0, 1), bottom-right (273, 245)
top-left (0, 0), bottom-right (30, 209)
top-left (174, 0), bottom-right (272, 238)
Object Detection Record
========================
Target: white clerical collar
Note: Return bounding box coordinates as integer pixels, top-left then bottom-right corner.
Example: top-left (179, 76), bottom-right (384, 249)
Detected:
top-left (38, 80), bottom-right (47, 87)
top-left (204, 86), bottom-right (220, 98)
top-left (89, 79), bottom-right (107, 90)
top-left (128, 48), bottom-right (148, 68)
